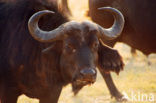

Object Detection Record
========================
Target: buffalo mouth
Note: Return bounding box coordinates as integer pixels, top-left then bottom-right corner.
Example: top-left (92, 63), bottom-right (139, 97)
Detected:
top-left (73, 73), bottom-right (96, 85)
top-left (75, 78), bottom-right (96, 85)
top-left (72, 77), bottom-right (96, 95)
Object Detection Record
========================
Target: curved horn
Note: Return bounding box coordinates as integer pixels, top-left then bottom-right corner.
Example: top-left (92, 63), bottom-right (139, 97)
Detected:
top-left (97, 7), bottom-right (125, 40)
top-left (28, 10), bottom-right (67, 42)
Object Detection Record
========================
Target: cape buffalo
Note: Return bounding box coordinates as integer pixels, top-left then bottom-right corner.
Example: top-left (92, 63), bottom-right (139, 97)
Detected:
top-left (0, 0), bottom-right (125, 103)
top-left (88, 0), bottom-right (156, 101)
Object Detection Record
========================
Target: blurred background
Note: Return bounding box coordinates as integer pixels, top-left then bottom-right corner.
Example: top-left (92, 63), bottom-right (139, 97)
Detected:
top-left (18, 0), bottom-right (156, 103)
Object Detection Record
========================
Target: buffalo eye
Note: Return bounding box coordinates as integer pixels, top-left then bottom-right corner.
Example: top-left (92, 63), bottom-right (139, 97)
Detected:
top-left (92, 42), bottom-right (99, 50)
top-left (66, 44), bottom-right (76, 53)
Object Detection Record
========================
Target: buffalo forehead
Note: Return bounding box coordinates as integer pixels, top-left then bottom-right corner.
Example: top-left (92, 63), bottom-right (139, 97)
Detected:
top-left (65, 22), bottom-right (98, 46)
top-left (67, 31), bottom-right (97, 47)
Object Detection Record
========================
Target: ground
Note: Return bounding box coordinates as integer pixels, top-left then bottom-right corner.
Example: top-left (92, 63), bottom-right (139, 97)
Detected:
top-left (17, 0), bottom-right (156, 103)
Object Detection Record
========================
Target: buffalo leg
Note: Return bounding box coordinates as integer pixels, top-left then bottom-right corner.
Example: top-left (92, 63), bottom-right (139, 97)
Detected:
top-left (1, 91), bottom-right (19, 103)
top-left (1, 96), bottom-right (18, 103)
top-left (100, 72), bottom-right (127, 101)
top-left (0, 81), bottom-right (20, 103)
top-left (39, 86), bottom-right (62, 103)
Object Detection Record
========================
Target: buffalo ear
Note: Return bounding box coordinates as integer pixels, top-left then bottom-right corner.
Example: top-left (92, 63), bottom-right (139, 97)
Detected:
top-left (98, 43), bottom-right (124, 75)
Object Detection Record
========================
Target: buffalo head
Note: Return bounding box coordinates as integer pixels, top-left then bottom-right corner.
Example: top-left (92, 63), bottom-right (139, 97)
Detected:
top-left (28, 7), bottom-right (124, 94)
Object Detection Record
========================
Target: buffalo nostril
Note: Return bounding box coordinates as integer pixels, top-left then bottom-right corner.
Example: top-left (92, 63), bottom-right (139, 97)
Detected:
top-left (80, 68), bottom-right (96, 76)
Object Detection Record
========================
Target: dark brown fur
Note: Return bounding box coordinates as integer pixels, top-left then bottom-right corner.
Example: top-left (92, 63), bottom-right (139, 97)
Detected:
top-left (0, 0), bottom-right (68, 103)
top-left (0, 0), bottom-right (124, 103)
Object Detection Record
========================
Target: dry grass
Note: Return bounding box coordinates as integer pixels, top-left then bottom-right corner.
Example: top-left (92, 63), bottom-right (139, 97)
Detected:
top-left (18, 0), bottom-right (156, 103)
